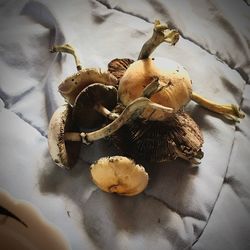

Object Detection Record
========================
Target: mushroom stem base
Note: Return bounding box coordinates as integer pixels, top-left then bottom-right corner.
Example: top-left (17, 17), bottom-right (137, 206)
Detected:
top-left (191, 92), bottom-right (245, 122)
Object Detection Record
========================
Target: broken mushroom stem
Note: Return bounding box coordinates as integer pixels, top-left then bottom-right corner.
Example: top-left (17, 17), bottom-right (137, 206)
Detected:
top-left (94, 104), bottom-right (119, 120)
top-left (191, 92), bottom-right (245, 122)
top-left (142, 76), bottom-right (165, 98)
top-left (50, 43), bottom-right (82, 71)
top-left (64, 97), bottom-right (173, 144)
top-left (95, 77), bottom-right (165, 122)
top-left (138, 20), bottom-right (180, 60)
top-left (95, 76), bottom-right (165, 121)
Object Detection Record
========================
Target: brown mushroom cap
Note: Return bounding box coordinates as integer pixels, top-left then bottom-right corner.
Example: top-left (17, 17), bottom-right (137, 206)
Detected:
top-left (73, 83), bottom-right (118, 129)
top-left (108, 58), bottom-right (135, 80)
top-left (48, 104), bottom-right (81, 169)
top-left (90, 156), bottom-right (149, 196)
top-left (118, 58), bottom-right (192, 121)
top-left (58, 68), bottom-right (118, 106)
top-left (112, 111), bottom-right (203, 164)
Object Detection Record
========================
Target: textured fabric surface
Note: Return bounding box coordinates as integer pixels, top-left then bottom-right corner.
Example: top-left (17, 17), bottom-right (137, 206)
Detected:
top-left (0, 1), bottom-right (249, 249)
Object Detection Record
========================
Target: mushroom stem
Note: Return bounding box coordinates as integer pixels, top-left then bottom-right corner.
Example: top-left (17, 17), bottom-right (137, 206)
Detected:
top-left (138, 20), bottom-right (180, 60)
top-left (142, 76), bottom-right (165, 98)
top-left (191, 92), bottom-right (245, 122)
top-left (94, 104), bottom-right (119, 120)
top-left (93, 78), bottom-right (164, 122)
top-left (80, 97), bottom-right (173, 144)
top-left (64, 132), bottom-right (82, 142)
top-left (50, 44), bottom-right (82, 71)
top-left (64, 97), bottom-right (173, 143)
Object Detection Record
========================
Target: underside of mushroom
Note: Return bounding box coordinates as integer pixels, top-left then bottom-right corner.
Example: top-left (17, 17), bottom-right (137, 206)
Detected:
top-left (111, 111), bottom-right (204, 164)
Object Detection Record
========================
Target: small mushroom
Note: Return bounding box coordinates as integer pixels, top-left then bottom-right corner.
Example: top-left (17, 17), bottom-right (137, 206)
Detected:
top-left (48, 104), bottom-right (81, 169)
top-left (51, 44), bottom-right (118, 106)
top-left (73, 83), bottom-right (118, 129)
top-left (90, 156), bottom-right (149, 196)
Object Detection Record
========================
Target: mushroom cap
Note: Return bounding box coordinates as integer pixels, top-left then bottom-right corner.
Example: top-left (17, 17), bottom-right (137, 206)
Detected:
top-left (73, 83), bottom-right (118, 129)
top-left (48, 104), bottom-right (81, 169)
top-left (118, 57), bottom-right (192, 121)
top-left (111, 111), bottom-right (203, 164)
top-left (90, 156), bottom-right (149, 196)
top-left (58, 68), bottom-right (118, 106)
top-left (108, 58), bottom-right (135, 80)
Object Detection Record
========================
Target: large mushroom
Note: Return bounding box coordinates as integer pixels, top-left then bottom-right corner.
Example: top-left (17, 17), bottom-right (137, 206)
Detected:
top-left (108, 20), bottom-right (244, 164)
top-left (112, 111), bottom-right (204, 164)
top-left (47, 81), bottom-right (173, 168)
top-left (90, 156), bottom-right (149, 196)
top-left (115, 20), bottom-right (244, 122)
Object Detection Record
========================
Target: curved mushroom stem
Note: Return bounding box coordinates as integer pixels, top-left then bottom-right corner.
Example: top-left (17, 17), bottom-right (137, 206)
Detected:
top-left (138, 20), bottom-right (180, 60)
top-left (81, 97), bottom-right (173, 144)
top-left (94, 77), bottom-right (164, 121)
top-left (50, 44), bottom-right (82, 71)
top-left (64, 97), bottom-right (173, 143)
top-left (191, 92), bottom-right (245, 122)
top-left (94, 104), bottom-right (119, 120)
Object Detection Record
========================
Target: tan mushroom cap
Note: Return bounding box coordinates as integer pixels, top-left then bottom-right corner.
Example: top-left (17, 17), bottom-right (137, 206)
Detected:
top-left (48, 104), bottom-right (81, 169)
top-left (118, 58), bottom-right (192, 121)
top-left (90, 156), bottom-right (149, 196)
top-left (58, 68), bottom-right (118, 106)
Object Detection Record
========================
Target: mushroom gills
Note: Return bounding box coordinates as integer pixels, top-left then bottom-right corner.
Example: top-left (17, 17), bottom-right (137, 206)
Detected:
top-left (48, 104), bottom-right (81, 169)
top-left (58, 68), bottom-right (118, 106)
top-left (73, 83), bottom-right (118, 129)
top-left (111, 111), bottom-right (204, 164)
top-left (108, 58), bottom-right (134, 80)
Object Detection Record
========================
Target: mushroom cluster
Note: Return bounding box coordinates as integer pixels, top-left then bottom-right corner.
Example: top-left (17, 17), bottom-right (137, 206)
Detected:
top-left (48, 21), bottom-right (244, 196)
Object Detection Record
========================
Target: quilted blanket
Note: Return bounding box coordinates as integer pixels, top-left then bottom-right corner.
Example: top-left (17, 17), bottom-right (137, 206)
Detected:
top-left (0, 0), bottom-right (249, 249)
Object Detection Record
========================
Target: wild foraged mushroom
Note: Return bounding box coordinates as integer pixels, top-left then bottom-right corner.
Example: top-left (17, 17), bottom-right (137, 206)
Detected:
top-left (48, 56), bottom-right (173, 169)
top-left (90, 156), bottom-right (149, 196)
top-left (51, 44), bottom-right (118, 106)
top-left (48, 104), bottom-right (81, 169)
top-left (108, 20), bottom-right (245, 163)
top-left (47, 81), bottom-right (173, 168)
top-left (116, 20), bottom-right (245, 122)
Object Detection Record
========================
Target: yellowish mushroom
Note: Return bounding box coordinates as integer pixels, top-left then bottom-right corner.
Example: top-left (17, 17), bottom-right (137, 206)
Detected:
top-left (117, 20), bottom-right (244, 122)
top-left (90, 156), bottom-right (149, 196)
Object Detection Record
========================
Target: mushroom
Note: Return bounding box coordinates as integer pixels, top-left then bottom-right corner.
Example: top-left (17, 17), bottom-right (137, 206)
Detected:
top-left (48, 76), bottom-right (173, 169)
top-left (48, 104), bottom-right (81, 169)
top-left (73, 83), bottom-right (118, 129)
top-left (112, 111), bottom-right (204, 164)
top-left (90, 156), bottom-right (149, 196)
top-left (64, 96), bottom-right (173, 145)
top-left (117, 20), bottom-right (245, 122)
top-left (51, 44), bottom-right (118, 106)
top-left (108, 20), bottom-right (244, 164)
